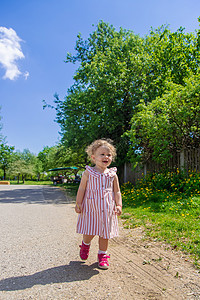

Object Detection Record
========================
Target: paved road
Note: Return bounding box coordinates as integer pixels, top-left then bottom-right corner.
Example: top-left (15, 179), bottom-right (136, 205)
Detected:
top-left (0, 185), bottom-right (87, 300)
top-left (0, 185), bottom-right (199, 300)
top-left (0, 185), bottom-right (131, 300)
top-left (0, 184), bottom-right (71, 205)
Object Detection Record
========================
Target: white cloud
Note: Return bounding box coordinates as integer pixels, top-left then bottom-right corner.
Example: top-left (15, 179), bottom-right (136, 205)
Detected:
top-left (0, 27), bottom-right (28, 80)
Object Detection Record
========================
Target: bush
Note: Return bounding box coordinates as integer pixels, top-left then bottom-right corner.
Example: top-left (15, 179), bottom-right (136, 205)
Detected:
top-left (134, 169), bottom-right (200, 195)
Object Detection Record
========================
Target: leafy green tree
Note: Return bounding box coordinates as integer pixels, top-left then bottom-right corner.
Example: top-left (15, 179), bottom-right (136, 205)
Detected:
top-left (54, 21), bottom-right (145, 165)
top-left (0, 143), bottom-right (15, 179)
top-left (19, 149), bottom-right (38, 181)
top-left (140, 25), bottom-right (200, 103)
top-left (8, 159), bottom-right (32, 183)
top-left (20, 149), bottom-right (36, 164)
top-left (8, 149), bottom-right (37, 182)
top-left (48, 145), bottom-right (85, 169)
top-left (51, 19), bottom-right (200, 166)
top-left (34, 159), bottom-right (43, 181)
top-left (38, 145), bottom-right (85, 172)
top-left (128, 74), bottom-right (200, 164)
top-left (37, 146), bottom-right (52, 171)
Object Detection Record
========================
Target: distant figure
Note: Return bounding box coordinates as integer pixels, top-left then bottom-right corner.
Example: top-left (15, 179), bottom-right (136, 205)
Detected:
top-left (75, 139), bottom-right (122, 269)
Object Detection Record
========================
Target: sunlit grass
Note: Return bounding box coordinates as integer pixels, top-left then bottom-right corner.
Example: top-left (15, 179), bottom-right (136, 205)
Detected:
top-left (121, 170), bottom-right (200, 268)
top-left (10, 180), bottom-right (52, 185)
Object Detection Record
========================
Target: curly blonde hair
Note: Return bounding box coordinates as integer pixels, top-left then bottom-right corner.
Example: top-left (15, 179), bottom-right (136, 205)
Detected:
top-left (86, 139), bottom-right (117, 162)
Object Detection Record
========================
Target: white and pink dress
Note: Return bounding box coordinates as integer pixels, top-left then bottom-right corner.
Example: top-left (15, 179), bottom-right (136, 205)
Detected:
top-left (76, 165), bottom-right (119, 239)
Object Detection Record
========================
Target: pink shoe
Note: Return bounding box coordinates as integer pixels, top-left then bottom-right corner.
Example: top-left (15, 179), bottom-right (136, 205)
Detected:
top-left (79, 241), bottom-right (90, 260)
top-left (98, 253), bottom-right (110, 269)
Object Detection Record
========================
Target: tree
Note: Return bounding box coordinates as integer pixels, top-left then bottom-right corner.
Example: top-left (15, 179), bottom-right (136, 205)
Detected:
top-left (47, 145), bottom-right (85, 169)
top-left (53, 21), bottom-right (145, 165)
top-left (8, 159), bottom-right (31, 183)
top-left (0, 143), bottom-right (15, 179)
top-left (34, 159), bottom-right (43, 181)
top-left (128, 74), bottom-right (200, 164)
top-left (8, 149), bottom-right (37, 182)
top-left (140, 25), bottom-right (200, 103)
top-left (51, 19), bottom-right (200, 166)
top-left (38, 145), bottom-right (85, 172)
top-left (37, 146), bottom-right (53, 172)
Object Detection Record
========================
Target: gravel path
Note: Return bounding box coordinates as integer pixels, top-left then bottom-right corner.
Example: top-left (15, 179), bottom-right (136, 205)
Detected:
top-left (0, 185), bottom-right (199, 300)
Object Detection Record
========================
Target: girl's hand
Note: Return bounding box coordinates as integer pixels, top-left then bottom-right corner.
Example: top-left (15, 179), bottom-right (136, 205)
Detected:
top-left (116, 205), bottom-right (122, 216)
top-left (75, 203), bottom-right (82, 214)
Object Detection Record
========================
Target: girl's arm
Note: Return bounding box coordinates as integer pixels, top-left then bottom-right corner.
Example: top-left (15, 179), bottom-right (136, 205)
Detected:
top-left (113, 174), bottom-right (122, 216)
top-left (75, 170), bottom-right (88, 213)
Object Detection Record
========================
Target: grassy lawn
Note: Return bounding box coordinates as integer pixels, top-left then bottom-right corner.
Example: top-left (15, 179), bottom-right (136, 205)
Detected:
top-left (121, 171), bottom-right (200, 268)
top-left (10, 180), bottom-right (52, 185)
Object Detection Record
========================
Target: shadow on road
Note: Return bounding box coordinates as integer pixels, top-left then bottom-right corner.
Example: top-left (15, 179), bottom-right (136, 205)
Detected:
top-left (0, 262), bottom-right (99, 291)
top-left (0, 186), bottom-right (75, 205)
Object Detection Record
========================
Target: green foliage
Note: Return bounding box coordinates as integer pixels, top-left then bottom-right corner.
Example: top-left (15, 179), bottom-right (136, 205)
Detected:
top-left (8, 159), bottom-right (32, 183)
top-left (135, 169), bottom-right (200, 195)
top-left (37, 146), bottom-right (53, 171)
top-left (128, 75), bottom-right (200, 164)
top-left (7, 149), bottom-right (39, 182)
top-left (52, 20), bottom-right (200, 166)
top-left (121, 171), bottom-right (200, 266)
top-left (142, 26), bottom-right (200, 102)
top-left (54, 21), bottom-right (146, 165)
top-left (37, 144), bottom-right (85, 172)
top-left (0, 143), bottom-right (15, 179)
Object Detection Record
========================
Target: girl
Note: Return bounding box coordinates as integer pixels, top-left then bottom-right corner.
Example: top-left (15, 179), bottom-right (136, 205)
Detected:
top-left (75, 139), bottom-right (122, 269)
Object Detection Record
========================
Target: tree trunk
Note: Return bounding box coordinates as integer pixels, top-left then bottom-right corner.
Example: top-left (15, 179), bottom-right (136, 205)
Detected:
top-left (3, 167), bottom-right (6, 180)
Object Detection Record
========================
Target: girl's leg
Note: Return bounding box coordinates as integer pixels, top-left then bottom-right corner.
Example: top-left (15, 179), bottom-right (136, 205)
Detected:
top-left (79, 235), bottom-right (94, 260)
top-left (83, 234), bottom-right (94, 244)
top-left (99, 237), bottom-right (108, 252)
top-left (98, 237), bottom-right (110, 269)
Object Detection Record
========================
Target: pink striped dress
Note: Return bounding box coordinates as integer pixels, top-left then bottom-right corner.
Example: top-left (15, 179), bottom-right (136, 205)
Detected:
top-left (76, 165), bottom-right (119, 239)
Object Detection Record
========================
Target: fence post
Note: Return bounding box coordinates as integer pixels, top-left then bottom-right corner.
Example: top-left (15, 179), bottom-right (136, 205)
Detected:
top-left (180, 150), bottom-right (185, 170)
top-left (124, 162), bottom-right (127, 183)
top-left (144, 164), bottom-right (147, 176)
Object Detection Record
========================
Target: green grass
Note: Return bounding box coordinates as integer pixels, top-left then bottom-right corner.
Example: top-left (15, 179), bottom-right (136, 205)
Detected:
top-left (121, 171), bottom-right (200, 268)
top-left (10, 180), bottom-right (52, 185)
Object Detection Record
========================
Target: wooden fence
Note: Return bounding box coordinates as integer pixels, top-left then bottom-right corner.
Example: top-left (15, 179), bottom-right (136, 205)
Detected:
top-left (122, 148), bottom-right (200, 184)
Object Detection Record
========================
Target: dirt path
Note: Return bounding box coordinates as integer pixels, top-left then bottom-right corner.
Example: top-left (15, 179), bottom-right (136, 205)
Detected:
top-left (0, 185), bottom-right (199, 299)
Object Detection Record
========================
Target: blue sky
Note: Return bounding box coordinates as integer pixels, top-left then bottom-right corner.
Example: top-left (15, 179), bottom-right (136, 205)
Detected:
top-left (0, 0), bottom-right (200, 155)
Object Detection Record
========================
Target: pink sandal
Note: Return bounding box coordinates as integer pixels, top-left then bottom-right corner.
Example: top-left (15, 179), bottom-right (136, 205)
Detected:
top-left (79, 241), bottom-right (90, 260)
top-left (98, 253), bottom-right (110, 269)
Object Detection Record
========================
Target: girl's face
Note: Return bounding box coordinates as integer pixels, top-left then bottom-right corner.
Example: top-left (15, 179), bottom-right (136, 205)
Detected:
top-left (91, 146), bottom-right (112, 170)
